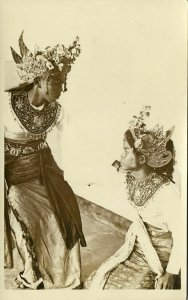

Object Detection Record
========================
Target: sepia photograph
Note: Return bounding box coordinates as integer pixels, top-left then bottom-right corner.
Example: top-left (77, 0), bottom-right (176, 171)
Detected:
top-left (0, 0), bottom-right (187, 300)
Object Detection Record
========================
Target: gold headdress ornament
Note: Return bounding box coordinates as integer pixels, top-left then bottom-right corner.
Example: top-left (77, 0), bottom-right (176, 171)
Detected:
top-left (10, 31), bottom-right (81, 90)
top-left (124, 106), bottom-right (175, 168)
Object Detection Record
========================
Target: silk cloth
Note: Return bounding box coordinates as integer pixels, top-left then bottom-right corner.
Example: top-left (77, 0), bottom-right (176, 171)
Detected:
top-left (85, 218), bottom-right (180, 289)
top-left (4, 139), bottom-right (86, 288)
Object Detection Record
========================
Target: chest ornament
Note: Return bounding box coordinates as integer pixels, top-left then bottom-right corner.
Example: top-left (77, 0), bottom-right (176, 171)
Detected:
top-left (126, 172), bottom-right (167, 207)
top-left (10, 91), bottom-right (61, 139)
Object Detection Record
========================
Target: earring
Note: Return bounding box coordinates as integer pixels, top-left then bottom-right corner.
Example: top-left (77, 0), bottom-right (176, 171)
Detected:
top-left (140, 155), bottom-right (146, 165)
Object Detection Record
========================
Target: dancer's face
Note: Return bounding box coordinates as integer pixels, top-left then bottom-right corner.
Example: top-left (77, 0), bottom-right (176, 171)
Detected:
top-left (119, 139), bottom-right (138, 172)
top-left (39, 73), bottom-right (65, 102)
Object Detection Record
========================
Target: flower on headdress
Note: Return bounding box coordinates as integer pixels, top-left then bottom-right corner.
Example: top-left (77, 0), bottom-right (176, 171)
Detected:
top-left (56, 44), bottom-right (65, 55)
top-left (134, 138), bottom-right (143, 150)
top-left (58, 63), bottom-right (64, 71)
top-left (64, 49), bottom-right (71, 59)
top-left (128, 105), bottom-right (151, 140)
top-left (71, 48), bottom-right (78, 56)
top-left (46, 61), bottom-right (54, 70)
top-left (34, 44), bottom-right (41, 54)
top-left (45, 46), bottom-right (53, 55)
top-left (35, 54), bottom-right (47, 63)
top-left (153, 124), bottom-right (164, 139)
top-left (11, 32), bottom-right (81, 84)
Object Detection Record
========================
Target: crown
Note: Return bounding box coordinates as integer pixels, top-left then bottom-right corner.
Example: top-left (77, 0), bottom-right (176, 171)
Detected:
top-left (125, 106), bottom-right (175, 168)
top-left (10, 31), bottom-right (81, 84)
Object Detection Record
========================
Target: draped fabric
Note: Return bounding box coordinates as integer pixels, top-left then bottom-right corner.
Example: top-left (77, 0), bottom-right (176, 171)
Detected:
top-left (5, 143), bottom-right (86, 251)
top-left (85, 220), bottom-right (180, 289)
top-left (4, 139), bottom-right (86, 288)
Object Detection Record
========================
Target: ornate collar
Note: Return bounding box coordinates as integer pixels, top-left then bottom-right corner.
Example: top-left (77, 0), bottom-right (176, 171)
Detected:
top-left (10, 91), bottom-right (61, 139)
top-left (126, 172), bottom-right (167, 207)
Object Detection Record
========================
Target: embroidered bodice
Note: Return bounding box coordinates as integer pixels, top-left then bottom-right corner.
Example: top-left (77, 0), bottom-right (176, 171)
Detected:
top-left (125, 172), bottom-right (168, 207)
top-left (5, 91), bottom-right (62, 140)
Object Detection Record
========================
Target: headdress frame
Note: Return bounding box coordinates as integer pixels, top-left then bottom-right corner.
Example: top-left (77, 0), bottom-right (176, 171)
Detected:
top-left (10, 31), bottom-right (81, 91)
top-left (123, 107), bottom-right (175, 169)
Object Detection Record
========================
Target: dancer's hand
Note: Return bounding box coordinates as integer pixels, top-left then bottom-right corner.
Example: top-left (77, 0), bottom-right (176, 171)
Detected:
top-left (156, 272), bottom-right (175, 289)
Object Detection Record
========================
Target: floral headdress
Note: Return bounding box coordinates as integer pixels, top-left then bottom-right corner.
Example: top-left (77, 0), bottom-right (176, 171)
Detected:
top-left (124, 106), bottom-right (175, 168)
top-left (10, 31), bottom-right (81, 91)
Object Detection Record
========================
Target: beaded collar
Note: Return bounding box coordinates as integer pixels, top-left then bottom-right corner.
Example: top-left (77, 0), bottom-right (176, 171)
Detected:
top-left (10, 91), bottom-right (61, 139)
top-left (125, 172), bottom-right (167, 207)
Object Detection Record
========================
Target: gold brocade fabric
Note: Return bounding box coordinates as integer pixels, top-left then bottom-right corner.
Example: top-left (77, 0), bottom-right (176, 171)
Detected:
top-left (7, 180), bottom-right (82, 289)
top-left (85, 223), bottom-right (180, 289)
top-left (5, 140), bottom-right (86, 288)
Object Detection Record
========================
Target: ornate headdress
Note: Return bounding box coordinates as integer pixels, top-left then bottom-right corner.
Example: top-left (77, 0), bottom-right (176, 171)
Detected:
top-left (10, 31), bottom-right (81, 91)
top-left (124, 106), bottom-right (175, 168)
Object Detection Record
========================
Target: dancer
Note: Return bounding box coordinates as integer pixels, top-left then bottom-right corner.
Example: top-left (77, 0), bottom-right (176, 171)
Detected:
top-left (85, 106), bottom-right (180, 289)
top-left (4, 31), bottom-right (86, 289)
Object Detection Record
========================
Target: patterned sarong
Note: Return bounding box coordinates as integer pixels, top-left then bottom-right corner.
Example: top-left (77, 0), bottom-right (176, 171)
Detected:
top-left (85, 221), bottom-right (180, 289)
